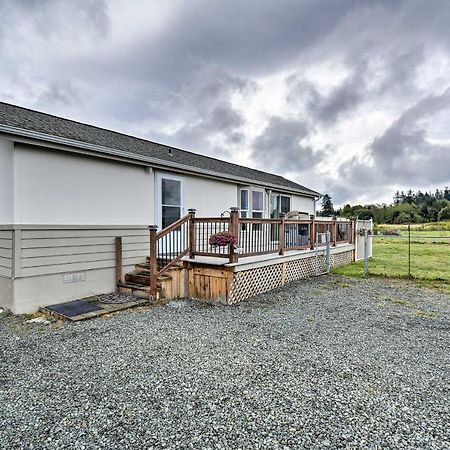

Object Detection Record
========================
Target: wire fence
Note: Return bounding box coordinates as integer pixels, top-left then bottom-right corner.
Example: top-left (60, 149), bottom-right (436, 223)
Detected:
top-left (361, 225), bottom-right (450, 281)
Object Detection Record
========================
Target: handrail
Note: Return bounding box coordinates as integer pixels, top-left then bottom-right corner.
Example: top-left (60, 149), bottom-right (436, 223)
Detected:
top-left (156, 214), bottom-right (190, 239)
top-left (149, 210), bottom-right (196, 298)
top-left (240, 218), bottom-right (282, 224)
top-left (192, 217), bottom-right (230, 223)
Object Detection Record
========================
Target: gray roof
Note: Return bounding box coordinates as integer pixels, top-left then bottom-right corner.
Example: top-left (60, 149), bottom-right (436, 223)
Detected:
top-left (0, 102), bottom-right (320, 197)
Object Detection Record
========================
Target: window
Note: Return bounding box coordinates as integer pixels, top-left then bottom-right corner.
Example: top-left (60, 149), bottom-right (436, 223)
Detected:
top-left (240, 189), bottom-right (249, 217)
top-left (280, 195), bottom-right (291, 214)
top-left (161, 177), bottom-right (182, 228)
top-left (252, 190), bottom-right (264, 231)
top-left (252, 191), bottom-right (264, 218)
top-left (240, 189), bottom-right (249, 230)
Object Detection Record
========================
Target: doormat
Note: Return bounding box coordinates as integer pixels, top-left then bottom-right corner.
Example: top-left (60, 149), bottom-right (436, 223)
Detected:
top-left (45, 300), bottom-right (103, 318)
top-left (43, 296), bottom-right (147, 321)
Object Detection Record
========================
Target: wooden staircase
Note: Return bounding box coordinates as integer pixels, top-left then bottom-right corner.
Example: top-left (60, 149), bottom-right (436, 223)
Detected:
top-left (118, 257), bottom-right (183, 300)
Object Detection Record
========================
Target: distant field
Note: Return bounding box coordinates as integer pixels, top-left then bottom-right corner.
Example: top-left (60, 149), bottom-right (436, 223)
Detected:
top-left (333, 223), bottom-right (450, 294)
top-left (376, 221), bottom-right (450, 234)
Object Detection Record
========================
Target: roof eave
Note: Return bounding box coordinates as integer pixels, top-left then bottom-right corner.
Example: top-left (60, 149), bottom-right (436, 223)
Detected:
top-left (0, 124), bottom-right (321, 198)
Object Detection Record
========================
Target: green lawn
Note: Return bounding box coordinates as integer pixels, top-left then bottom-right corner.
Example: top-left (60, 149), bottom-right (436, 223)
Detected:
top-left (332, 226), bottom-right (450, 294)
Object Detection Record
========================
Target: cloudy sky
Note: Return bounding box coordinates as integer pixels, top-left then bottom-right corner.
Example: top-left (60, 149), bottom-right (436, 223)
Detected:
top-left (1, 0), bottom-right (449, 205)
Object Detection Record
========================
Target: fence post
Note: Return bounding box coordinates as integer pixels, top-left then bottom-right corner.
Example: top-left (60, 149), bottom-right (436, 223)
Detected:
top-left (148, 225), bottom-right (158, 300)
top-left (229, 207), bottom-right (240, 263)
top-left (332, 216), bottom-right (337, 247)
top-left (309, 214), bottom-right (315, 250)
top-left (364, 229), bottom-right (369, 276)
top-left (349, 220), bottom-right (353, 244)
top-left (279, 213), bottom-right (286, 255)
top-left (115, 236), bottom-right (122, 289)
top-left (188, 208), bottom-right (196, 259)
top-left (326, 231), bottom-right (331, 272)
top-left (408, 223), bottom-right (411, 278)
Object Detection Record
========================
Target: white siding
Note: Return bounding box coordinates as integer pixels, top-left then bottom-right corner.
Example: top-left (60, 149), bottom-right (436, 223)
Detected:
top-left (0, 229), bottom-right (13, 277)
top-left (8, 225), bottom-right (150, 313)
top-left (17, 226), bottom-right (149, 277)
top-left (0, 138), bottom-right (14, 224)
top-left (182, 173), bottom-right (238, 216)
top-left (13, 144), bottom-right (154, 225)
top-left (291, 194), bottom-right (315, 215)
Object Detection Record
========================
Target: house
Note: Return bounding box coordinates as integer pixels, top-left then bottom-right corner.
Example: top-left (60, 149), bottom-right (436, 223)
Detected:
top-left (0, 102), bottom-right (355, 314)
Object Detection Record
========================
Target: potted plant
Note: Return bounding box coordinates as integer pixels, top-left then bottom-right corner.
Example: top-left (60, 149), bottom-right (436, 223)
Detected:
top-left (209, 231), bottom-right (237, 247)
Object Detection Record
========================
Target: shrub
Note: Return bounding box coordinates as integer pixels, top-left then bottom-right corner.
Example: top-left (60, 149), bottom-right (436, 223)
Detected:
top-left (438, 206), bottom-right (450, 221)
top-left (394, 212), bottom-right (411, 224)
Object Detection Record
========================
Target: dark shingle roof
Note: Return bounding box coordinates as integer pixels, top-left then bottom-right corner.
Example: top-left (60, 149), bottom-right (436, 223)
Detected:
top-left (0, 102), bottom-right (320, 197)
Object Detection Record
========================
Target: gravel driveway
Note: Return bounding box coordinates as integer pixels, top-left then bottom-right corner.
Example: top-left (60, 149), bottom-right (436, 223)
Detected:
top-left (0, 275), bottom-right (449, 449)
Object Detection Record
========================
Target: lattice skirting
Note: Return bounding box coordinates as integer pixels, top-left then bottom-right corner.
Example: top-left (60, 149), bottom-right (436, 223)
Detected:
top-left (228, 249), bottom-right (353, 304)
top-left (330, 250), bottom-right (353, 268)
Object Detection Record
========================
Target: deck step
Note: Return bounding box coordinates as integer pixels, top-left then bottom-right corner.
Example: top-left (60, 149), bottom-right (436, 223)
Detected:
top-left (125, 271), bottom-right (172, 286)
top-left (117, 282), bottom-right (153, 299)
top-left (125, 272), bottom-right (151, 285)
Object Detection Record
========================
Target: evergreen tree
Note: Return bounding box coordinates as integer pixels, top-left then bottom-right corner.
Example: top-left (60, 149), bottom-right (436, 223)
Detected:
top-left (320, 194), bottom-right (334, 217)
top-left (444, 187), bottom-right (450, 201)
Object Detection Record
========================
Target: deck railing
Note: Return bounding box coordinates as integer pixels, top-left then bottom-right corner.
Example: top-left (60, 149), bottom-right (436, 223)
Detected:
top-left (148, 209), bottom-right (354, 297)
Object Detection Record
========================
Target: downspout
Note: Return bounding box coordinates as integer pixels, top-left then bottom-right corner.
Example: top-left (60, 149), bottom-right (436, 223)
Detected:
top-left (314, 194), bottom-right (323, 217)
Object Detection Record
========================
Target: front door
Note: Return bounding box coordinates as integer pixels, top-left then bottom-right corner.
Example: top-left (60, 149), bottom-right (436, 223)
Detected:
top-left (156, 173), bottom-right (184, 230)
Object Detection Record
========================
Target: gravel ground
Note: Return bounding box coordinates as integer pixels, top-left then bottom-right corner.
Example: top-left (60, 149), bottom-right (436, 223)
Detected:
top-left (0, 275), bottom-right (449, 449)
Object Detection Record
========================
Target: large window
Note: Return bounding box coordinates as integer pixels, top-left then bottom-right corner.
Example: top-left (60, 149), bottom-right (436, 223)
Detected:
top-left (270, 193), bottom-right (291, 218)
top-left (240, 188), bottom-right (264, 231)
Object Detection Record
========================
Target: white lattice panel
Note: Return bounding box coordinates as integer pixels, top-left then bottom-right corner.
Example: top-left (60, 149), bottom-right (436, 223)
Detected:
top-left (228, 263), bottom-right (283, 304)
top-left (285, 257), bottom-right (317, 283)
top-left (227, 249), bottom-right (353, 304)
top-left (330, 250), bottom-right (353, 267)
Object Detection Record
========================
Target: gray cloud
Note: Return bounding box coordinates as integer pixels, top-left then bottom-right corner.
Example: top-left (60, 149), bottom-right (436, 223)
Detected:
top-left (287, 63), bottom-right (368, 124)
top-left (252, 116), bottom-right (322, 173)
top-left (331, 88), bottom-right (450, 203)
top-left (1, 0), bottom-right (450, 204)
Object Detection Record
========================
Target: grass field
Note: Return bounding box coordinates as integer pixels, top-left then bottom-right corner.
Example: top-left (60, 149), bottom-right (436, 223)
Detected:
top-left (332, 221), bottom-right (450, 294)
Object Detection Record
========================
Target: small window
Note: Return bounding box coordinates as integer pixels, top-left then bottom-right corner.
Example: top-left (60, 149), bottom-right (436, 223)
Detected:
top-left (252, 191), bottom-right (264, 212)
top-left (240, 190), bottom-right (249, 211)
top-left (240, 189), bottom-right (249, 231)
top-left (252, 191), bottom-right (264, 232)
top-left (280, 196), bottom-right (291, 214)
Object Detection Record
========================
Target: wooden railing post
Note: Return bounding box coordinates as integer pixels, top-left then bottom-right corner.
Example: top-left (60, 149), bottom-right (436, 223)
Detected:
top-left (229, 207), bottom-right (240, 263)
top-left (309, 214), bottom-right (315, 250)
top-left (148, 225), bottom-right (158, 300)
top-left (349, 220), bottom-right (353, 244)
top-left (188, 208), bottom-right (196, 259)
top-left (115, 236), bottom-right (122, 289)
top-left (279, 213), bottom-right (286, 255)
top-left (333, 216), bottom-right (337, 247)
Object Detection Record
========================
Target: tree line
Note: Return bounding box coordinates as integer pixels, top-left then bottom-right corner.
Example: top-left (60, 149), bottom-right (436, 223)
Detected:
top-left (319, 188), bottom-right (450, 224)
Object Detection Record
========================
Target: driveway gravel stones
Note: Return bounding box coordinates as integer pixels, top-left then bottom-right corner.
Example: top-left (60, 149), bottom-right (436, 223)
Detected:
top-left (0, 275), bottom-right (449, 449)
